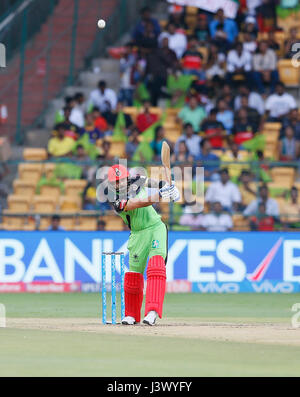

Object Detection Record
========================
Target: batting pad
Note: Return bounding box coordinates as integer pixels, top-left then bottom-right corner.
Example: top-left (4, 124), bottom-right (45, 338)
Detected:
top-left (124, 272), bottom-right (144, 323)
top-left (145, 255), bottom-right (166, 318)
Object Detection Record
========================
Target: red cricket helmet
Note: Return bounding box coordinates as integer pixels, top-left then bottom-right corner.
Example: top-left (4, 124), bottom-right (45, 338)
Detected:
top-left (108, 164), bottom-right (129, 183)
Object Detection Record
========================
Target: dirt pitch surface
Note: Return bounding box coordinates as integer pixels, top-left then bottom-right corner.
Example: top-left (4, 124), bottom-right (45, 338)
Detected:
top-left (7, 318), bottom-right (300, 346)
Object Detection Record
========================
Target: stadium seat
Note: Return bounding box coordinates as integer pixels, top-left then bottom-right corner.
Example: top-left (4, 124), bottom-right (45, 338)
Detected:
top-left (23, 148), bottom-right (48, 161)
top-left (278, 60), bottom-right (300, 89)
top-left (60, 196), bottom-right (81, 212)
top-left (75, 214), bottom-right (98, 231)
top-left (59, 216), bottom-right (76, 231)
top-left (233, 214), bottom-right (250, 231)
top-left (102, 215), bottom-right (124, 231)
top-left (18, 163), bottom-right (43, 183)
top-left (1, 210), bottom-right (26, 230)
top-left (39, 185), bottom-right (61, 200)
top-left (123, 107), bottom-right (138, 122)
top-left (164, 127), bottom-right (181, 143)
top-left (13, 180), bottom-right (36, 198)
top-left (198, 47), bottom-right (208, 63)
top-left (44, 163), bottom-right (56, 179)
top-left (149, 107), bottom-right (163, 118)
top-left (109, 141), bottom-right (126, 158)
top-left (64, 179), bottom-right (87, 197)
top-left (263, 122), bottom-right (282, 131)
top-left (7, 195), bottom-right (31, 213)
top-left (186, 6), bottom-right (198, 15)
top-left (39, 217), bottom-right (51, 231)
top-left (33, 196), bottom-right (57, 213)
top-left (270, 167), bottom-right (296, 188)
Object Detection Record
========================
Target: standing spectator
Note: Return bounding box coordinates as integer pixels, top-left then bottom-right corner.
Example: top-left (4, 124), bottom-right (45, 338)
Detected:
top-left (265, 82), bottom-right (297, 121)
top-left (234, 84), bottom-right (265, 115)
top-left (252, 40), bottom-right (278, 94)
top-left (194, 139), bottom-right (220, 181)
top-left (205, 168), bottom-right (241, 211)
top-left (226, 42), bottom-right (252, 85)
top-left (243, 184), bottom-right (279, 217)
top-left (136, 100), bottom-right (158, 133)
top-left (209, 8), bottom-right (238, 43)
top-left (89, 81), bottom-right (117, 113)
top-left (145, 37), bottom-right (177, 105)
top-left (278, 126), bottom-right (300, 161)
top-left (177, 96), bottom-right (206, 132)
top-left (135, 20), bottom-right (158, 49)
top-left (200, 108), bottom-right (226, 149)
top-left (216, 99), bottom-right (234, 134)
top-left (159, 23), bottom-right (187, 59)
top-left (201, 201), bottom-right (233, 231)
top-left (119, 43), bottom-right (136, 106)
top-left (132, 6), bottom-right (161, 42)
top-left (175, 123), bottom-right (201, 158)
top-left (249, 202), bottom-right (275, 231)
top-left (181, 36), bottom-right (205, 80)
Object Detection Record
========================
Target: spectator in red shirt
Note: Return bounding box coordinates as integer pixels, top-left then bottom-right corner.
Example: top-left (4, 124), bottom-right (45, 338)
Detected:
top-left (91, 107), bottom-right (109, 133)
top-left (232, 108), bottom-right (256, 145)
top-left (250, 202), bottom-right (275, 231)
top-left (136, 100), bottom-right (159, 132)
top-left (182, 36), bottom-right (205, 81)
top-left (200, 108), bottom-right (226, 149)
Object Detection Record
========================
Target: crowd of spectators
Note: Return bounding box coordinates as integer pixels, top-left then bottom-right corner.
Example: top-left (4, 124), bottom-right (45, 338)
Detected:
top-left (42, 2), bottom-right (300, 231)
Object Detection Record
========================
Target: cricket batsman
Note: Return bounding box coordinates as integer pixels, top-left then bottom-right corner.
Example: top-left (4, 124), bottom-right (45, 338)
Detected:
top-left (106, 164), bottom-right (180, 326)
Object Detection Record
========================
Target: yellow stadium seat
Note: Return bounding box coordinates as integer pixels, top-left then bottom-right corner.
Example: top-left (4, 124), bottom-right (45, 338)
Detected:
top-left (64, 179), bottom-right (87, 197)
top-left (39, 217), bottom-right (51, 231)
top-left (60, 196), bottom-right (81, 212)
top-left (149, 107), bottom-right (163, 118)
top-left (166, 108), bottom-right (180, 121)
top-left (268, 181), bottom-right (291, 191)
top-left (159, 20), bottom-right (168, 29)
top-left (123, 107), bottom-right (138, 122)
top-left (102, 215), bottom-right (124, 231)
top-left (7, 195), bottom-right (31, 213)
top-left (270, 167), bottom-right (296, 188)
top-left (198, 47), bottom-right (208, 63)
top-left (233, 214), bottom-right (250, 231)
top-left (109, 141), bottom-right (126, 158)
top-left (164, 127), bottom-right (181, 143)
top-left (1, 210), bottom-right (26, 230)
top-left (44, 163), bottom-right (56, 179)
top-left (263, 122), bottom-right (282, 131)
top-left (33, 196), bottom-right (57, 213)
top-left (60, 216), bottom-right (76, 231)
top-left (278, 60), bottom-right (300, 88)
top-left (40, 185), bottom-right (61, 200)
top-left (75, 214), bottom-right (98, 231)
top-left (186, 6), bottom-right (198, 15)
top-left (18, 163), bottom-right (43, 183)
top-left (185, 15), bottom-right (197, 30)
top-left (13, 180), bottom-right (36, 198)
top-left (23, 148), bottom-right (48, 161)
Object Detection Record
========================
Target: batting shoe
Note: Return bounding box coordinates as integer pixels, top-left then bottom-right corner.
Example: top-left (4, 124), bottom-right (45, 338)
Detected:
top-left (143, 311), bottom-right (158, 326)
top-left (121, 316), bottom-right (136, 325)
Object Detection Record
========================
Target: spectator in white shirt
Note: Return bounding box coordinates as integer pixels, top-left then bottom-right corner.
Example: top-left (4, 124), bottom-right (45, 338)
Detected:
top-left (265, 82), bottom-right (297, 121)
top-left (89, 80), bottom-right (117, 113)
top-left (234, 84), bottom-right (265, 115)
top-left (205, 168), bottom-right (241, 212)
top-left (226, 42), bottom-right (252, 85)
top-left (243, 184), bottom-right (279, 218)
top-left (175, 123), bottom-right (202, 158)
top-left (252, 40), bottom-right (278, 93)
top-left (159, 23), bottom-right (187, 59)
top-left (201, 201), bottom-right (233, 232)
top-left (70, 92), bottom-right (86, 128)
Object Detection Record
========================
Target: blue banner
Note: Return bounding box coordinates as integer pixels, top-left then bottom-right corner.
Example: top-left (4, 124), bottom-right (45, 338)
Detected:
top-left (0, 232), bottom-right (300, 291)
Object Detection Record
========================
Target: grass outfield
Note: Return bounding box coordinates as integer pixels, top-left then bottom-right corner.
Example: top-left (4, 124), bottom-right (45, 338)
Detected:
top-left (0, 293), bottom-right (300, 376)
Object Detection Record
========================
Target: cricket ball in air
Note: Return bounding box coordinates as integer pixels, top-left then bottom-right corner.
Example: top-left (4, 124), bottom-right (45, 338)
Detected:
top-left (98, 19), bottom-right (106, 29)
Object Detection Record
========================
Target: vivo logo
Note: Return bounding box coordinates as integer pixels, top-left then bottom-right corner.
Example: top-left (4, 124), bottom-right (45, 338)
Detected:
top-left (0, 43), bottom-right (6, 68)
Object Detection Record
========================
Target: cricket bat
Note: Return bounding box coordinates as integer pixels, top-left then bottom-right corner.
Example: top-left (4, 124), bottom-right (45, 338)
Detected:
top-left (161, 141), bottom-right (172, 186)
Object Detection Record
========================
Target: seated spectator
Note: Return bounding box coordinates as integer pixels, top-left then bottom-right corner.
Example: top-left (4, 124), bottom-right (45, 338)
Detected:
top-left (150, 126), bottom-right (171, 161)
top-left (242, 15), bottom-right (258, 38)
top-left (135, 20), bottom-right (158, 49)
top-left (177, 96), bottom-right (206, 132)
top-left (181, 36), bottom-right (205, 80)
top-left (195, 14), bottom-right (210, 45)
top-left (91, 107), bottom-right (109, 135)
top-left (239, 170), bottom-right (257, 209)
top-left (97, 219), bottom-right (106, 231)
top-left (243, 184), bottom-right (279, 218)
top-left (281, 109), bottom-right (300, 140)
top-left (209, 8), bottom-right (238, 43)
top-left (89, 80), bottom-right (117, 113)
top-left (119, 43), bottom-right (136, 106)
top-left (175, 123), bottom-right (201, 158)
top-left (266, 30), bottom-right (280, 52)
top-left (239, 95), bottom-right (261, 129)
top-left (145, 38), bottom-right (177, 105)
top-left (159, 22), bottom-right (187, 59)
top-left (53, 107), bottom-right (80, 140)
top-left (136, 100), bottom-right (159, 133)
top-left (83, 179), bottom-right (110, 211)
top-left (201, 201), bottom-right (233, 231)
top-left (179, 201), bottom-right (204, 230)
top-left (200, 108), bottom-right (226, 149)
top-left (265, 82), bottom-right (297, 122)
top-left (278, 125), bottom-right (300, 161)
top-left (194, 139), bottom-right (220, 181)
top-left (281, 187), bottom-right (300, 228)
top-left (70, 92), bottom-right (86, 128)
top-left (234, 84), bottom-right (265, 115)
top-left (232, 108), bottom-right (257, 145)
top-left (205, 168), bottom-right (241, 212)
top-left (252, 40), bottom-right (278, 94)
top-left (48, 123), bottom-right (75, 158)
top-left (48, 215), bottom-right (65, 232)
top-left (132, 6), bottom-right (161, 43)
top-left (171, 141), bottom-right (193, 164)
top-left (54, 96), bottom-right (76, 124)
top-left (216, 99), bottom-right (234, 134)
top-left (166, 67), bottom-right (194, 108)
top-left (99, 140), bottom-right (114, 162)
top-left (226, 42), bottom-right (252, 86)
top-left (221, 142), bottom-right (250, 182)
top-left (211, 24), bottom-right (232, 53)
top-left (126, 128), bottom-right (140, 159)
top-left (243, 32), bottom-right (257, 54)
top-left (205, 43), bottom-right (226, 81)
top-left (284, 27), bottom-right (298, 59)
top-left (106, 101), bottom-right (134, 141)
top-left (84, 113), bottom-right (105, 143)
top-left (249, 202), bottom-right (275, 231)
